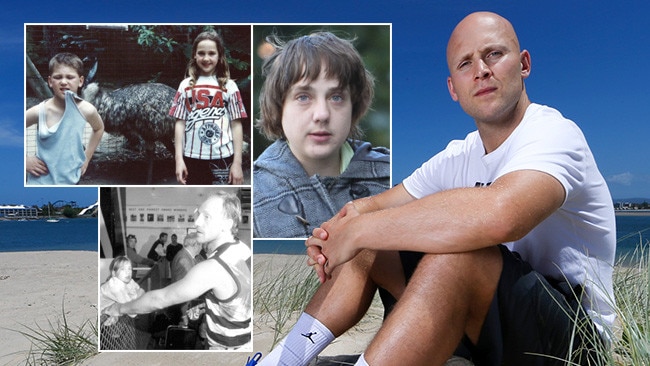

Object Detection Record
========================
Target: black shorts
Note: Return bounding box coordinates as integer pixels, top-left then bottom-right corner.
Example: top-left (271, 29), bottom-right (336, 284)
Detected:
top-left (184, 156), bottom-right (234, 185)
top-left (380, 246), bottom-right (604, 366)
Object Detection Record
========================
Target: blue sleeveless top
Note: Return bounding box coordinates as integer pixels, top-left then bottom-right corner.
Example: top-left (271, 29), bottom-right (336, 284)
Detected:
top-left (28, 90), bottom-right (87, 185)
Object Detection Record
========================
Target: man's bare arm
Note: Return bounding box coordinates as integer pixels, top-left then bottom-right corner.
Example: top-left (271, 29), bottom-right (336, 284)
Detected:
top-left (312, 170), bottom-right (565, 274)
top-left (104, 259), bottom-right (226, 316)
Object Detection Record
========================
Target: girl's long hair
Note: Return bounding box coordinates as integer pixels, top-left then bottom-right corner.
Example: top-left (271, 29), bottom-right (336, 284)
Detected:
top-left (187, 30), bottom-right (230, 88)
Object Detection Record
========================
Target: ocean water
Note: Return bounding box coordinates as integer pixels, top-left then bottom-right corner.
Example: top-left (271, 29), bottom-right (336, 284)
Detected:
top-left (614, 214), bottom-right (650, 260)
top-left (0, 217), bottom-right (98, 252)
top-left (1, 215), bottom-right (647, 256)
top-left (254, 214), bottom-right (650, 258)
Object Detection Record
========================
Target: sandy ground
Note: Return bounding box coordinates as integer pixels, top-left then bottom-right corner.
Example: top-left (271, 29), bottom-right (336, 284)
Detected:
top-left (0, 251), bottom-right (97, 366)
top-left (0, 251), bottom-right (382, 366)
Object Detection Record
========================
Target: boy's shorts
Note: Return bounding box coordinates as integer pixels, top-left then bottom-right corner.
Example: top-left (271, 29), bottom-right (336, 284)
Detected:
top-left (380, 245), bottom-right (604, 366)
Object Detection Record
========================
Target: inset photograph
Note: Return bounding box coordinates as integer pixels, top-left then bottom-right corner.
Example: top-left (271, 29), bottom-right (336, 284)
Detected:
top-left (98, 186), bottom-right (251, 351)
top-left (25, 24), bottom-right (252, 186)
top-left (252, 24), bottom-right (391, 238)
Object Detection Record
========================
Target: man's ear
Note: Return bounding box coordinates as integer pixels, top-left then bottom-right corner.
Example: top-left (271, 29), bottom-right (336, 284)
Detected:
top-left (447, 76), bottom-right (459, 102)
top-left (520, 50), bottom-right (531, 79)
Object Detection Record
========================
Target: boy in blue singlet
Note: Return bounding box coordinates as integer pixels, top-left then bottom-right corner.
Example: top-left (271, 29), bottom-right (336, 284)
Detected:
top-left (26, 52), bottom-right (104, 185)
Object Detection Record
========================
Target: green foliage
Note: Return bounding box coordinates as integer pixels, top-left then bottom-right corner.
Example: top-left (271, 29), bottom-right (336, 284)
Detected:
top-left (130, 25), bottom-right (249, 72)
top-left (62, 207), bottom-right (77, 218)
top-left (132, 25), bottom-right (178, 54)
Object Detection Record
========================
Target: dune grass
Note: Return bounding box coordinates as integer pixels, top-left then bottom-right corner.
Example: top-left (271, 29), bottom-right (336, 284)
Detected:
top-left (16, 301), bottom-right (98, 366)
top-left (253, 254), bottom-right (321, 346)
top-left (607, 238), bottom-right (650, 365)
top-left (552, 235), bottom-right (650, 366)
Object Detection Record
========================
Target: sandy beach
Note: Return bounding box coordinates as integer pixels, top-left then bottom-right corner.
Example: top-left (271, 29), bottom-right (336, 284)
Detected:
top-left (0, 251), bottom-right (97, 366)
top-left (0, 251), bottom-right (382, 366)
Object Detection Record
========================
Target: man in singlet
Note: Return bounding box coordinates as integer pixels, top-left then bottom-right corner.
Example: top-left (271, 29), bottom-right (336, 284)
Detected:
top-left (104, 190), bottom-right (252, 350)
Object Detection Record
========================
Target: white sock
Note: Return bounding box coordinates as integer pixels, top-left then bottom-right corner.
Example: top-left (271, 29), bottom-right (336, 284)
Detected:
top-left (259, 313), bottom-right (335, 366)
top-left (354, 353), bottom-right (370, 366)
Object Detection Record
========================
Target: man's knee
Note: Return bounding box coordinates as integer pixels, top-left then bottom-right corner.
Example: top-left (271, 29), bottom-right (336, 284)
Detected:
top-left (415, 246), bottom-right (503, 287)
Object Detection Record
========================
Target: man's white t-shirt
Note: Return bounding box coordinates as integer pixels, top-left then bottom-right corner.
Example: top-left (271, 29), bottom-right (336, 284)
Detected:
top-left (403, 103), bottom-right (616, 334)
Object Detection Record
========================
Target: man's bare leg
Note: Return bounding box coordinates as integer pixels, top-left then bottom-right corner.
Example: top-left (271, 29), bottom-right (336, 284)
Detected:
top-left (363, 246), bottom-right (503, 366)
top-left (259, 250), bottom-right (406, 365)
top-left (306, 249), bottom-right (407, 336)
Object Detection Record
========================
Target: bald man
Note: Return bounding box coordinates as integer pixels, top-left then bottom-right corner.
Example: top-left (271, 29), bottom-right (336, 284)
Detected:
top-left (259, 12), bottom-right (615, 366)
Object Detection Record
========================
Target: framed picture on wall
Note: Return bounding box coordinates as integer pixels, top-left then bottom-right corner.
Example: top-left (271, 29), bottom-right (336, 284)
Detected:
top-left (126, 205), bottom-right (196, 229)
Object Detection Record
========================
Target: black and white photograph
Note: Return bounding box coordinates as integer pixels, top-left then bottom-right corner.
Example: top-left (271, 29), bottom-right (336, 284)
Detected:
top-left (98, 187), bottom-right (252, 351)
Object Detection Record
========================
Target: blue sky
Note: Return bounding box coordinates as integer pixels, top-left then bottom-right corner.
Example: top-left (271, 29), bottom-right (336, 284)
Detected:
top-left (2, 0), bottom-right (649, 207)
